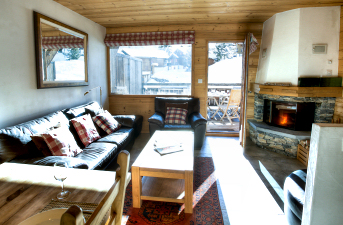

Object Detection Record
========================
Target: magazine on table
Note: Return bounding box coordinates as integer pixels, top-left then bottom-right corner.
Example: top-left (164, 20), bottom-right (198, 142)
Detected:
top-left (154, 141), bottom-right (183, 155)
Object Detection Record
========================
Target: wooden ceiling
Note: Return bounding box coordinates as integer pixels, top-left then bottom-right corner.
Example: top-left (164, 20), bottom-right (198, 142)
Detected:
top-left (54, 0), bottom-right (343, 28)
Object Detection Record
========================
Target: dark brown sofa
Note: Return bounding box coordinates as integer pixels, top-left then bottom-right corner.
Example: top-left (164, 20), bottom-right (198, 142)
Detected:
top-left (148, 97), bottom-right (207, 149)
top-left (0, 101), bottom-right (142, 170)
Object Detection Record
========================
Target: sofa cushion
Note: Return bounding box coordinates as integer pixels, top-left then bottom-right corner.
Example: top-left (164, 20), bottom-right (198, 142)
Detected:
top-left (31, 134), bottom-right (53, 157)
top-left (0, 111), bottom-right (70, 163)
top-left (85, 105), bottom-right (104, 117)
top-left (93, 111), bottom-right (122, 135)
top-left (97, 127), bottom-right (134, 149)
top-left (165, 107), bottom-right (187, 125)
top-left (71, 114), bottom-right (101, 147)
top-left (42, 126), bottom-right (82, 157)
top-left (32, 156), bottom-right (89, 169)
top-left (74, 142), bottom-right (118, 170)
top-left (63, 101), bottom-right (101, 120)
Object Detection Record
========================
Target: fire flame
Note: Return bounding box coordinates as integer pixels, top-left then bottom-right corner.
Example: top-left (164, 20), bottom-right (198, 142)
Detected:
top-left (280, 115), bottom-right (288, 125)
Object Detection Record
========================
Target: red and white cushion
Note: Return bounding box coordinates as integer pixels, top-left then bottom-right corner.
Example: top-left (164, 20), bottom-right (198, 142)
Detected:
top-left (92, 110), bottom-right (121, 135)
top-left (71, 114), bottom-right (101, 147)
top-left (165, 107), bottom-right (188, 125)
top-left (41, 126), bottom-right (82, 157)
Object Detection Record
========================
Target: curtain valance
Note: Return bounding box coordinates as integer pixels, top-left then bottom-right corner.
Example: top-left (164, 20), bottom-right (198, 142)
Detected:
top-left (104, 31), bottom-right (195, 47)
top-left (41, 36), bottom-right (84, 49)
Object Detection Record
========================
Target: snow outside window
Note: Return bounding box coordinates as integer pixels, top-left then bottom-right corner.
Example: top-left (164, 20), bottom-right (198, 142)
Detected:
top-left (109, 45), bottom-right (192, 95)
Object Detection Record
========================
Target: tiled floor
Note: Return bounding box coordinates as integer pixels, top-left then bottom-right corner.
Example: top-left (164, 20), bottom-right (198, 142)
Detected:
top-left (115, 133), bottom-right (306, 225)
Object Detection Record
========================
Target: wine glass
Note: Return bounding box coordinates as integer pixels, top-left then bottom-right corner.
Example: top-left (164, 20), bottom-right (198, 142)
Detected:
top-left (54, 161), bottom-right (70, 200)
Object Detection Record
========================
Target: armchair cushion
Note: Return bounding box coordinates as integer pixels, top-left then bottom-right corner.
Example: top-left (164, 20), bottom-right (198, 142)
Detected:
top-left (148, 112), bottom-right (164, 127)
top-left (165, 107), bottom-right (188, 125)
top-left (164, 124), bottom-right (192, 130)
top-left (165, 102), bottom-right (188, 121)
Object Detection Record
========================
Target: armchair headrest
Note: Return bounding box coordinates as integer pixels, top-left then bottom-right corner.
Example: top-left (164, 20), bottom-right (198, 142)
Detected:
top-left (155, 97), bottom-right (200, 116)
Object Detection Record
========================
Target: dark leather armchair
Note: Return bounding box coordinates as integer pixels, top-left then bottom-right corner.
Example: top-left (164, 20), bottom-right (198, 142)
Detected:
top-left (148, 97), bottom-right (207, 149)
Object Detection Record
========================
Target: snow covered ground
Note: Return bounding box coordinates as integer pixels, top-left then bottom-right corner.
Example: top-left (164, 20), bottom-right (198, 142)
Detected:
top-left (148, 66), bottom-right (191, 83)
top-left (55, 60), bottom-right (85, 81)
top-left (208, 56), bottom-right (242, 83)
top-left (146, 56), bottom-right (242, 84)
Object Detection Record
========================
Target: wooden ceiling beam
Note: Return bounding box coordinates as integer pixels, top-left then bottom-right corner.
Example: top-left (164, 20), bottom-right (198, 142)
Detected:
top-left (91, 13), bottom-right (274, 22)
top-left (106, 23), bottom-right (263, 33)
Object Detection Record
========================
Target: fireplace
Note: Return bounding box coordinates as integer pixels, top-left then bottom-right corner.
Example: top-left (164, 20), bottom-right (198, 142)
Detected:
top-left (249, 94), bottom-right (335, 157)
top-left (263, 100), bottom-right (315, 131)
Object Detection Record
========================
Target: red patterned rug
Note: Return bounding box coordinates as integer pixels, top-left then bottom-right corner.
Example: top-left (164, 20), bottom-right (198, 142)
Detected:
top-left (121, 157), bottom-right (223, 225)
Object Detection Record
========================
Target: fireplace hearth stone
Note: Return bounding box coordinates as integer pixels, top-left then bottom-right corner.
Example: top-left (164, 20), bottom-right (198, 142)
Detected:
top-left (248, 119), bottom-right (311, 157)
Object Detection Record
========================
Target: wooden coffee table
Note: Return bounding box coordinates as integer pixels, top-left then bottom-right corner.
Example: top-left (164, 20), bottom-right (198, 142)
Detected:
top-left (132, 130), bottom-right (194, 213)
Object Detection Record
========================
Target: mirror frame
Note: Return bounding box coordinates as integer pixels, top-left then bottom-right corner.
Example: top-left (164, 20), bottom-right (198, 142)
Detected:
top-left (34, 12), bottom-right (88, 89)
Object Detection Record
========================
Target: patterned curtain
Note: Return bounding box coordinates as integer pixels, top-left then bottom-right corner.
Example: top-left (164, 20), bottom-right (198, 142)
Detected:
top-left (42, 36), bottom-right (84, 49)
top-left (249, 33), bottom-right (259, 55)
top-left (104, 31), bottom-right (195, 47)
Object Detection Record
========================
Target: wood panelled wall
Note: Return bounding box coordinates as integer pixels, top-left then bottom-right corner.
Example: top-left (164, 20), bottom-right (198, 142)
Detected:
top-left (107, 24), bottom-right (262, 134)
top-left (332, 6), bottom-right (343, 123)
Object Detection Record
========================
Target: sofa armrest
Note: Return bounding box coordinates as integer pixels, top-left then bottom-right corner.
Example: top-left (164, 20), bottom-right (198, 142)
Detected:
top-left (113, 115), bottom-right (143, 137)
top-left (148, 112), bottom-right (164, 127)
top-left (189, 112), bottom-right (207, 128)
top-left (113, 115), bottom-right (142, 128)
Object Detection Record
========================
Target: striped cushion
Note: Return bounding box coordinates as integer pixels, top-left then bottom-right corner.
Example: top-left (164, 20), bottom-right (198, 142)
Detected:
top-left (92, 110), bottom-right (121, 135)
top-left (165, 107), bottom-right (188, 125)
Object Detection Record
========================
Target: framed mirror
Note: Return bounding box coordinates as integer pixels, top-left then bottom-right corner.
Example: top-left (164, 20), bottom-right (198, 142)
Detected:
top-left (34, 12), bottom-right (88, 89)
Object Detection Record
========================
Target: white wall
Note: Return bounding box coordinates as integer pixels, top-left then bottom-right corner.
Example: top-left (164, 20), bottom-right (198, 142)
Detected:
top-left (256, 6), bottom-right (340, 86)
top-left (303, 123), bottom-right (343, 225)
top-left (298, 7), bottom-right (340, 77)
top-left (0, 0), bottom-right (107, 128)
top-left (255, 15), bottom-right (276, 84)
top-left (268, 9), bottom-right (300, 85)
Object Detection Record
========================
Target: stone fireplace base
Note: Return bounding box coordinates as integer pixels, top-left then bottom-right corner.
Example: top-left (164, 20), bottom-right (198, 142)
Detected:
top-left (248, 119), bottom-right (311, 157)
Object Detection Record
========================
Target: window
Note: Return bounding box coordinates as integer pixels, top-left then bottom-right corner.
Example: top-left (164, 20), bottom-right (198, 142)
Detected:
top-left (109, 45), bottom-right (192, 95)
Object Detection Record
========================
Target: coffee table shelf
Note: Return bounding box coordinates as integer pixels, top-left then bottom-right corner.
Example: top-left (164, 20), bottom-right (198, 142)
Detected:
top-left (132, 131), bottom-right (194, 213)
top-left (142, 177), bottom-right (185, 202)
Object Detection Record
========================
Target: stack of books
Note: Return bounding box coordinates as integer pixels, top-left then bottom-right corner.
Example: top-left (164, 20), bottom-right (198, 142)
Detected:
top-left (154, 141), bottom-right (183, 155)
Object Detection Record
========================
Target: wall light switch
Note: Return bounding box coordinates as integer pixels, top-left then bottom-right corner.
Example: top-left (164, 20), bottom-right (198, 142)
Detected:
top-left (198, 79), bottom-right (202, 83)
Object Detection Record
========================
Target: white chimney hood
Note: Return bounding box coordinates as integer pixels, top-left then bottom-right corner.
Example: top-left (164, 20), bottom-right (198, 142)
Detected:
top-left (255, 6), bottom-right (340, 86)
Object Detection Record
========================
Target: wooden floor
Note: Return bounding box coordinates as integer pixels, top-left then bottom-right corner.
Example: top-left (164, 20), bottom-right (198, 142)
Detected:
top-left (106, 133), bottom-right (306, 225)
